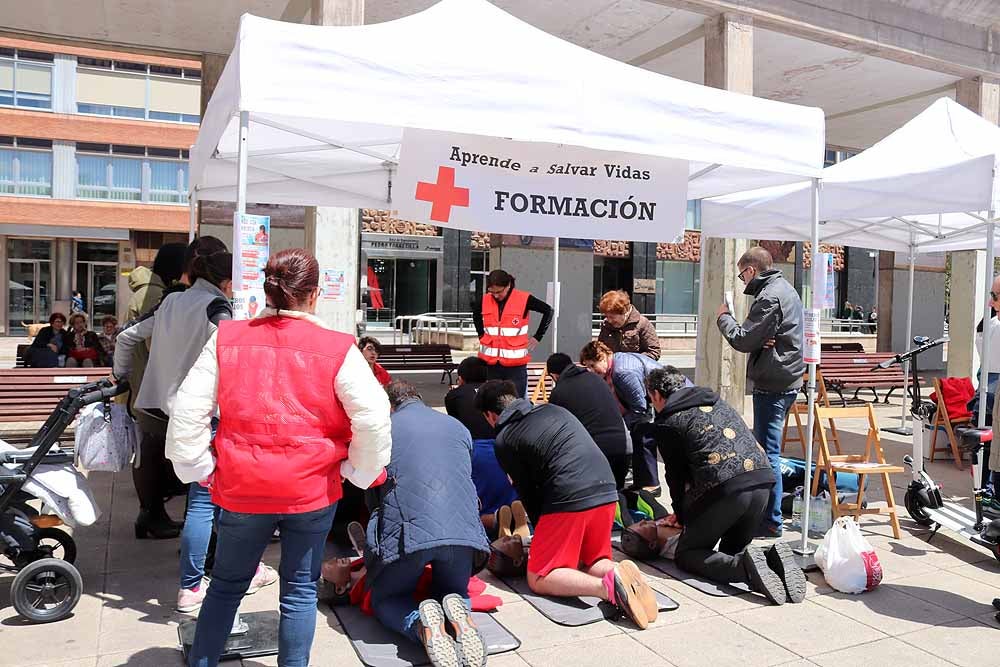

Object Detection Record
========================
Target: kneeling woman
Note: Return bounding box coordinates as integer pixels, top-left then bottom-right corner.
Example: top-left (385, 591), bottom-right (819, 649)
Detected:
top-left (167, 248), bottom-right (392, 667)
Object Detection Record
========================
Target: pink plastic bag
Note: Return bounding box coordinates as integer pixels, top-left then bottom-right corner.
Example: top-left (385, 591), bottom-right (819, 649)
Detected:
top-left (815, 517), bottom-right (883, 593)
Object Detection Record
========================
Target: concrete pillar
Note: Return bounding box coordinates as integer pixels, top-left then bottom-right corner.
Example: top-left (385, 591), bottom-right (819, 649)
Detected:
top-left (948, 76), bottom-right (1000, 377)
top-left (305, 0), bottom-right (362, 333)
top-left (55, 239), bottom-right (73, 302)
top-left (948, 250), bottom-right (987, 376)
top-left (695, 13), bottom-right (752, 413)
top-left (876, 251), bottom-right (895, 352)
top-left (196, 54), bottom-right (227, 237)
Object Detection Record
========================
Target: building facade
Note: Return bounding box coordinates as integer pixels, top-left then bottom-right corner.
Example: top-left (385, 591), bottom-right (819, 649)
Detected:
top-left (0, 35), bottom-right (196, 334)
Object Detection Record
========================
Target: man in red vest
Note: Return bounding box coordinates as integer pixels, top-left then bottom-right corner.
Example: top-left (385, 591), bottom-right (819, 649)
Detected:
top-left (473, 269), bottom-right (553, 397)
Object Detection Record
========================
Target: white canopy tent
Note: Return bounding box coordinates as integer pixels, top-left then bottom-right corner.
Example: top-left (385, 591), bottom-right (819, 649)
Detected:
top-left (701, 98), bottom-right (1000, 553)
top-left (188, 0), bottom-right (827, 561)
top-left (189, 0), bottom-right (824, 212)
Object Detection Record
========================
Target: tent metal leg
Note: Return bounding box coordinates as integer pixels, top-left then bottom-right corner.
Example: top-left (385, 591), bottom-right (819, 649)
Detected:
top-left (977, 212), bottom-right (996, 430)
top-left (795, 176), bottom-right (821, 566)
top-left (884, 239), bottom-right (916, 436)
top-left (552, 237), bottom-right (559, 354)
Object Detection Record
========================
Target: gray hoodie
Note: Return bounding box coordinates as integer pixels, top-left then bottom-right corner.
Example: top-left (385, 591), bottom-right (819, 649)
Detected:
top-left (717, 269), bottom-right (804, 393)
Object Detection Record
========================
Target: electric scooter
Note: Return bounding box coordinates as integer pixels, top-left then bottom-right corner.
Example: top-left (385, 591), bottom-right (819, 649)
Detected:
top-left (884, 336), bottom-right (1000, 563)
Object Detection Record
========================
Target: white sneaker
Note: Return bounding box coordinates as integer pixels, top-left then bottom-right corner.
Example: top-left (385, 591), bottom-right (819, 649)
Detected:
top-left (177, 584), bottom-right (207, 613)
top-left (246, 563), bottom-right (278, 595)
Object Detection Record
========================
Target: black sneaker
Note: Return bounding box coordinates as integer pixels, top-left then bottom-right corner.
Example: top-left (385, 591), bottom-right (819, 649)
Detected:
top-left (992, 597), bottom-right (1000, 612)
top-left (417, 599), bottom-right (462, 667)
top-left (442, 593), bottom-right (487, 667)
top-left (765, 542), bottom-right (806, 603)
top-left (741, 546), bottom-right (786, 605)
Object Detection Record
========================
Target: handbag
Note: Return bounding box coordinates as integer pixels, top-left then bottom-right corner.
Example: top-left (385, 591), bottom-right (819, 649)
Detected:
top-left (74, 400), bottom-right (138, 472)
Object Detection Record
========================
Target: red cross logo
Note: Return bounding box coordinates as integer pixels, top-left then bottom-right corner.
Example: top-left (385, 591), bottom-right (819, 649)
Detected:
top-left (415, 166), bottom-right (470, 223)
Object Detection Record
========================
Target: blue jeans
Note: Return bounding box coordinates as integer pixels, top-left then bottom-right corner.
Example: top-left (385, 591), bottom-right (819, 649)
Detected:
top-left (187, 504), bottom-right (337, 667)
top-left (180, 483), bottom-right (222, 590)
top-left (753, 390), bottom-right (798, 530)
top-left (370, 545), bottom-right (476, 642)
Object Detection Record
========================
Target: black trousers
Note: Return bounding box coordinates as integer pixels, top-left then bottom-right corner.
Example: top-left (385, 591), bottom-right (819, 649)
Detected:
top-left (486, 363), bottom-right (528, 398)
top-left (674, 486), bottom-right (769, 584)
top-left (131, 416), bottom-right (181, 515)
top-left (630, 428), bottom-right (659, 489)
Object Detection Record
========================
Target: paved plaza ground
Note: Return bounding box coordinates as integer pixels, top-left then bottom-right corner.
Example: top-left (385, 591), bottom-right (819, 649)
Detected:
top-left (3, 369), bottom-right (999, 667)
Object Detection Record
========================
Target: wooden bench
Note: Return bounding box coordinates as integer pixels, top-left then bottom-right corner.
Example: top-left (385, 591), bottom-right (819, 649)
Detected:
top-left (821, 342), bottom-right (864, 353)
top-left (0, 367), bottom-right (112, 425)
top-left (377, 344), bottom-right (456, 384)
top-left (818, 352), bottom-right (920, 405)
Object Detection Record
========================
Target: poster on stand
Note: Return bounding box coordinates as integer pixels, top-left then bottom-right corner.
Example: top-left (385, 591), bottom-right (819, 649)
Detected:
top-left (804, 308), bottom-right (821, 364)
top-left (232, 213), bottom-right (270, 320)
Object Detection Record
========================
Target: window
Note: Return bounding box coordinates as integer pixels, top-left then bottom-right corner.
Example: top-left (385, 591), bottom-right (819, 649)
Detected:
top-left (685, 200), bottom-right (701, 230)
top-left (76, 58), bottom-right (201, 124)
top-left (149, 160), bottom-right (188, 203)
top-left (470, 249), bottom-right (490, 305)
top-left (0, 137), bottom-right (52, 196)
top-left (655, 260), bottom-right (699, 314)
top-left (76, 144), bottom-right (187, 203)
top-left (0, 49), bottom-right (54, 110)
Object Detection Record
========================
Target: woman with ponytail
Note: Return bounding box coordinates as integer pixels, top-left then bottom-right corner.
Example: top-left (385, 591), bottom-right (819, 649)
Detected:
top-left (168, 248), bottom-right (392, 667)
top-left (114, 236), bottom-right (276, 613)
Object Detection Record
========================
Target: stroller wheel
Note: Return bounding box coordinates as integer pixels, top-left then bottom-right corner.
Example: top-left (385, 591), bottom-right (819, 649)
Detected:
top-left (35, 527), bottom-right (77, 564)
top-left (11, 558), bottom-right (82, 623)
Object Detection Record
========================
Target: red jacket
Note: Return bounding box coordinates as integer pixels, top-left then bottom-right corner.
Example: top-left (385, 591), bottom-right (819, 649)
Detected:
top-left (372, 362), bottom-right (392, 387)
top-left (213, 316), bottom-right (355, 514)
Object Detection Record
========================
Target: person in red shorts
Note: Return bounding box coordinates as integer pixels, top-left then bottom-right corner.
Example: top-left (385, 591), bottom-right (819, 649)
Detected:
top-left (476, 379), bottom-right (658, 629)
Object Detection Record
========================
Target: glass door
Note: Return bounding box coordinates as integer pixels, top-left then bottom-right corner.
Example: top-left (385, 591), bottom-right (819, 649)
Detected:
top-left (75, 242), bottom-right (119, 324)
top-left (90, 263), bottom-right (118, 323)
top-left (8, 260), bottom-right (51, 335)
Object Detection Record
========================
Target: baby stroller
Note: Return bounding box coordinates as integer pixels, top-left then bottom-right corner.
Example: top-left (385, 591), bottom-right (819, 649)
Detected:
top-left (0, 378), bottom-right (127, 623)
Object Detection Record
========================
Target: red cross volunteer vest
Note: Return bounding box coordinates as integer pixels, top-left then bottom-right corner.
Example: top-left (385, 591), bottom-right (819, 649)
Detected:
top-left (479, 288), bottom-right (531, 367)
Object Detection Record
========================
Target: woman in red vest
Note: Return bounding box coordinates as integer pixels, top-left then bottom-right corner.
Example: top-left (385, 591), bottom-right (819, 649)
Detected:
top-left (473, 269), bottom-right (553, 397)
top-left (167, 248), bottom-right (392, 667)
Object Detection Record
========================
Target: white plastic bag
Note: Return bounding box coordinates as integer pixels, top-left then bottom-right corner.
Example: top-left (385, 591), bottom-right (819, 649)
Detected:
top-left (74, 401), bottom-right (138, 472)
top-left (815, 516), bottom-right (883, 593)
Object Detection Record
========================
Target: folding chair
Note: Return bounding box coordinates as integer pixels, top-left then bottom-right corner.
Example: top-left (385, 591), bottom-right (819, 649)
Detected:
top-left (811, 404), bottom-right (904, 539)
top-left (528, 364), bottom-right (553, 403)
top-left (928, 377), bottom-right (972, 470)
top-left (782, 369), bottom-right (842, 457)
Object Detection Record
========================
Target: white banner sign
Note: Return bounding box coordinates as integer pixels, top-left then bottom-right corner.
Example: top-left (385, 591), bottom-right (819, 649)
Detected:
top-left (395, 129), bottom-right (689, 242)
top-left (804, 308), bottom-right (821, 364)
top-left (232, 213), bottom-right (270, 320)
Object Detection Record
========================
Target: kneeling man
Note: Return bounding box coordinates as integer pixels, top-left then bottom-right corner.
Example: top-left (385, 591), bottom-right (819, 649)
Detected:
top-left (475, 380), bottom-right (658, 629)
top-left (644, 368), bottom-right (805, 605)
top-left (367, 381), bottom-right (491, 667)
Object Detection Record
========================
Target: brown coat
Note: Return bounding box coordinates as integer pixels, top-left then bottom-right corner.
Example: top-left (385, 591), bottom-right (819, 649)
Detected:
top-left (597, 307), bottom-right (661, 360)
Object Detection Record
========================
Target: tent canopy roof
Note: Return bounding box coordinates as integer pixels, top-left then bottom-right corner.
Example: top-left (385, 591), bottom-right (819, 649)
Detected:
top-left (190, 0), bottom-right (824, 210)
top-left (701, 97), bottom-right (1000, 253)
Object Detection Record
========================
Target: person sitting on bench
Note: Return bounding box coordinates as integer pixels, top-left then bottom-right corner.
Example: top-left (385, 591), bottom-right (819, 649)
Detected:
top-left (642, 368), bottom-right (805, 605)
top-left (546, 352), bottom-right (631, 490)
top-left (475, 380), bottom-right (659, 629)
top-left (366, 381), bottom-right (490, 667)
top-left (446, 358), bottom-right (517, 534)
